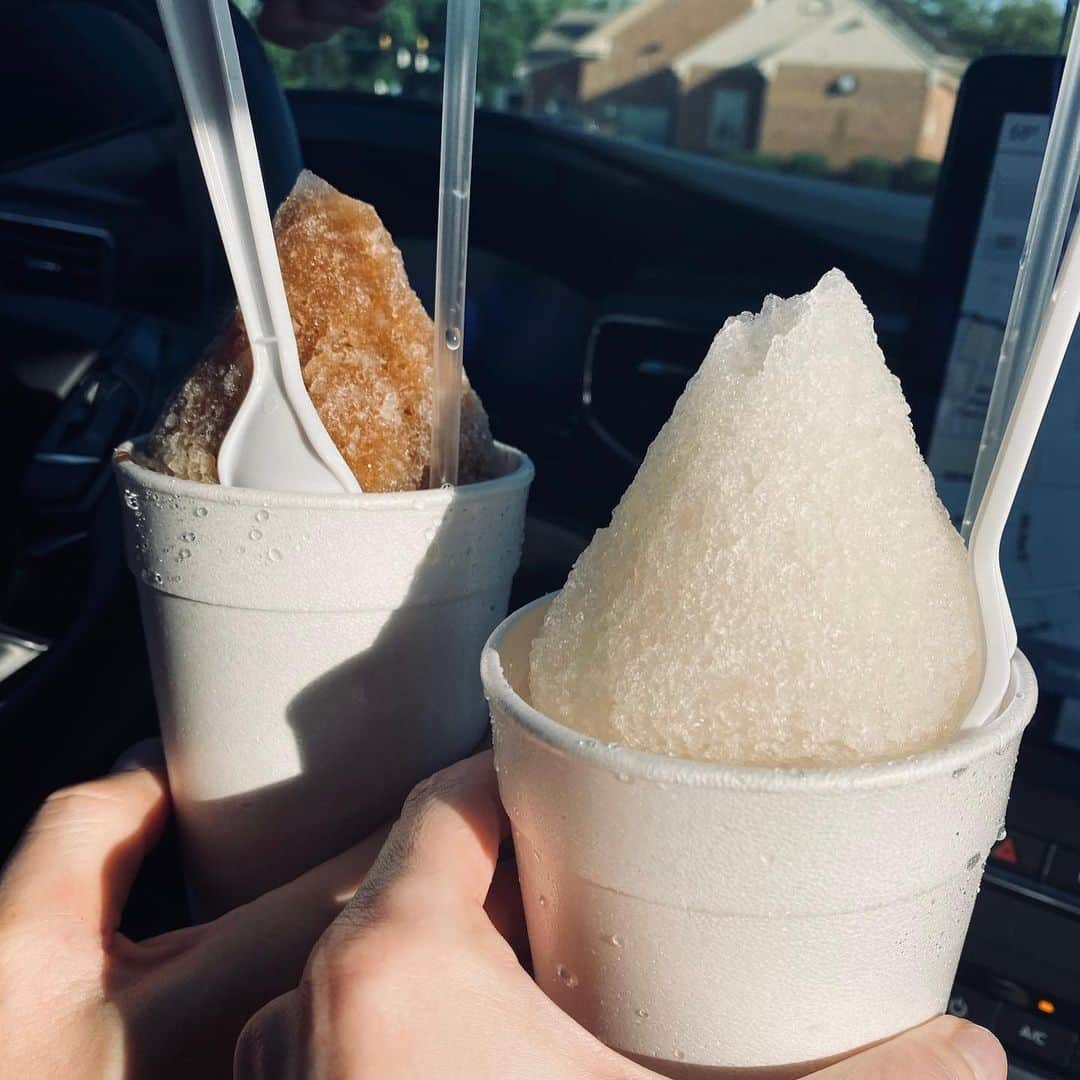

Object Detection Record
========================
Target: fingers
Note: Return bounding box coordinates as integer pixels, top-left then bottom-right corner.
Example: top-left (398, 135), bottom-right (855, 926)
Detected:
top-left (808, 1015), bottom-right (1007, 1080)
top-left (257, 7), bottom-right (339, 47)
top-left (485, 855), bottom-right (529, 966)
top-left (339, 750), bottom-right (508, 930)
top-left (236, 754), bottom-right (512, 1079)
top-left (257, 0), bottom-right (386, 47)
top-left (0, 748), bottom-right (169, 939)
top-left (303, 0), bottom-right (386, 26)
top-left (107, 816), bottom-right (393, 1080)
top-left (233, 989), bottom-right (304, 1080)
top-left (181, 750), bottom-right (508, 1058)
top-left (156, 822), bottom-right (392, 1019)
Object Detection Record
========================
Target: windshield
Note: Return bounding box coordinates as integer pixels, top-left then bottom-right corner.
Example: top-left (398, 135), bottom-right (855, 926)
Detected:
top-left (236, 0), bottom-right (1067, 207)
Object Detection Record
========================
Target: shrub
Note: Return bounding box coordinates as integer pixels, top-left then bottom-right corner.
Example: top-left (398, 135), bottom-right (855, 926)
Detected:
top-left (894, 157), bottom-right (941, 194)
top-left (785, 152), bottom-right (831, 178)
top-left (847, 155), bottom-right (893, 189)
top-left (719, 148), bottom-right (785, 171)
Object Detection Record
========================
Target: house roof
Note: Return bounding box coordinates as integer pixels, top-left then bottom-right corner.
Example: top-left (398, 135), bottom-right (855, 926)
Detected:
top-left (671, 0), bottom-right (962, 82)
top-left (574, 0), bottom-right (669, 50)
top-left (671, 0), bottom-right (831, 75)
top-left (866, 0), bottom-right (956, 56)
top-left (582, 0), bottom-right (953, 56)
top-left (525, 9), bottom-right (613, 72)
top-left (526, 0), bottom-right (965, 82)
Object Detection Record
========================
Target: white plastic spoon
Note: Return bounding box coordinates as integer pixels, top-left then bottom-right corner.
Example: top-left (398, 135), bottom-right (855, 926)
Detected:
top-left (157, 0), bottom-right (359, 494)
top-left (963, 214), bottom-right (1080, 728)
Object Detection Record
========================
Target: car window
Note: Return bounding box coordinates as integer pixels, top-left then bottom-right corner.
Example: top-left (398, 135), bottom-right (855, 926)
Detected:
top-left (236, 0), bottom-right (1066, 204)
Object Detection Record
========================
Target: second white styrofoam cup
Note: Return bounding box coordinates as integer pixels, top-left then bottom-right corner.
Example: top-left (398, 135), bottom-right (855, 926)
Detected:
top-left (116, 441), bottom-right (532, 916)
top-left (483, 595), bottom-right (1035, 1078)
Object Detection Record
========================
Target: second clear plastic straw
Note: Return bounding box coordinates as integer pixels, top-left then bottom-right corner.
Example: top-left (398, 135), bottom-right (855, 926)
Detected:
top-left (429, 0), bottom-right (482, 488)
top-left (962, 15), bottom-right (1080, 537)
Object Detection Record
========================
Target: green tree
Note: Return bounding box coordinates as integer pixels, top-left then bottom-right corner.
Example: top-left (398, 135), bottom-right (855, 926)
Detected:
top-left (905, 0), bottom-right (1063, 56)
top-left (255, 0), bottom-right (572, 104)
top-left (983, 0), bottom-right (1064, 53)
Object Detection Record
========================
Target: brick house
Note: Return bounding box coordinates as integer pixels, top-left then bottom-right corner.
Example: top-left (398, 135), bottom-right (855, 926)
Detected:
top-left (527, 0), bottom-right (754, 140)
top-left (526, 0), bottom-right (964, 166)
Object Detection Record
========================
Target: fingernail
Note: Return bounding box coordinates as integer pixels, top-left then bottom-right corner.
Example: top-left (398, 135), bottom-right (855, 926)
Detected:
top-left (951, 1023), bottom-right (1006, 1080)
top-left (110, 738), bottom-right (166, 774)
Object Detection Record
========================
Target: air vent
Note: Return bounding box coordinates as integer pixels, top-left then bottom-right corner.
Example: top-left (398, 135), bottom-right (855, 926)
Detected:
top-left (0, 211), bottom-right (115, 302)
top-left (584, 316), bottom-right (715, 463)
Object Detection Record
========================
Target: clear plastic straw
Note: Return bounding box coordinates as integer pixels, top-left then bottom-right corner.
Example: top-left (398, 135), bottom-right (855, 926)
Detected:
top-left (962, 16), bottom-right (1080, 538)
top-left (429, 0), bottom-right (482, 488)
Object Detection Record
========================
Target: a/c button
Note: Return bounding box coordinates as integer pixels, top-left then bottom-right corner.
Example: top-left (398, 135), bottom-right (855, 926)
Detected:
top-left (996, 1004), bottom-right (1077, 1068)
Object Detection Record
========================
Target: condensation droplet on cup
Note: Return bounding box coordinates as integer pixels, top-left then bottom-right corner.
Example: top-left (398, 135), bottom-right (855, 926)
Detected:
top-left (180, 532), bottom-right (196, 543)
top-left (602, 933), bottom-right (622, 948)
top-left (966, 852), bottom-right (981, 870)
top-left (268, 548), bottom-right (282, 563)
top-left (555, 965), bottom-right (578, 989)
top-left (255, 509), bottom-right (270, 523)
top-left (674, 1050), bottom-right (686, 1061)
top-left (178, 549), bottom-right (191, 561)
top-left (445, 327), bottom-right (461, 350)
top-left (635, 1007), bottom-right (649, 1020)
top-left (249, 529), bottom-right (262, 541)
top-left (423, 527), bottom-right (436, 542)
top-left (616, 772), bottom-right (630, 783)
top-left (195, 506), bottom-right (208, 518)
top-left (123, 490), bottom-right (140, 511)
top-left (538, 895), bottom-right (547, 907)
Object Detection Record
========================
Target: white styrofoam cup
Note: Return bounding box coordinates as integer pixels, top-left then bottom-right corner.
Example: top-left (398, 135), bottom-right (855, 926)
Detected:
top-left (115, 441), bottom-right (532, 916)
top-left (483, 595), bottom-right (1036, 1078)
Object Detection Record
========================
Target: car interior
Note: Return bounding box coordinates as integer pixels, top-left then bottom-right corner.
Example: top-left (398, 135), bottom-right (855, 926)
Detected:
top-left (1, 2), bottom-right (1078, 1075)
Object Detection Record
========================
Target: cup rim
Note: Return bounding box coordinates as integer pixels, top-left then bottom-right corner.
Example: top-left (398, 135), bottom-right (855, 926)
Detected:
top-left (113, 438), bottom-right (534, 508)
top-left (482, 594), bottom-right (1036, 793)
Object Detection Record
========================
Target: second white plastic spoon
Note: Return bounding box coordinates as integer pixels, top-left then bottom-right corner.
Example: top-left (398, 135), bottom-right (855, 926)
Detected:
top-left (964, 214), bottom-right (1080, 729)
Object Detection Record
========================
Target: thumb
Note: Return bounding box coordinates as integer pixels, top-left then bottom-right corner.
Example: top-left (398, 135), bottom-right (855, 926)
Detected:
top-left (808, 1015), bottom-right (1006, 1079)
top-left (0, 741), bottom-right (169, 940)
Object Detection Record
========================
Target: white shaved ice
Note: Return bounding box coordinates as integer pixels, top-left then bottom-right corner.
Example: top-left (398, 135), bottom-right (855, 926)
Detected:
top-left (529, 270), bottom-right (980, 767)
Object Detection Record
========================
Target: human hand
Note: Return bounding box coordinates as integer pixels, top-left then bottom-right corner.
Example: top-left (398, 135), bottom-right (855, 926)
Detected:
top-left (237, 750), bottom-right (1007, 1079)
top-left (0, 742), bottom-right (388, 1079)
top-left (257, 0), bottom-right (391, 48)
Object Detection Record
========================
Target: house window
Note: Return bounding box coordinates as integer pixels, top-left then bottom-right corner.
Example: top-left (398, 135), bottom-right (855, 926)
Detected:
top-left (828, 73), bottom-right (859, 96)
top-left (706, 88), bottom-right (751, 152)
top-left (612, 104), bottom-right (671, 145)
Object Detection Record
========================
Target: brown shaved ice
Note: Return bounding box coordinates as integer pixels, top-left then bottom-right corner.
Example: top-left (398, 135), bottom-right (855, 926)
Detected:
top-left (141, 170), bottom-right (497, 491)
